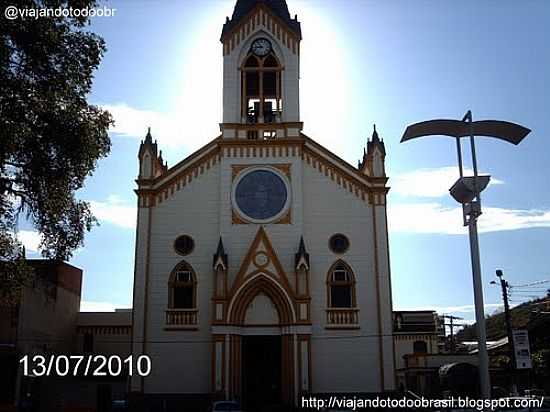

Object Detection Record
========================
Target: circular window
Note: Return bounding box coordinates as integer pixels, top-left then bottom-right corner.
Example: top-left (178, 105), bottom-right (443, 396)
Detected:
top-left (329, 234), bottom-right (350, 254)
top-left (233, 168), bottom-right (289, 222)
top-left (174, 235), bottom-right (194, 256)
top-left (253, 251), bottom-right (269, 268)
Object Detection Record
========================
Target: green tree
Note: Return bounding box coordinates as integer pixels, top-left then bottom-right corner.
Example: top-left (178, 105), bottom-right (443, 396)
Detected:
top-left (0, 0), bottom-right (113, 305)
top-left (532, 349), bottom-right (550, 378)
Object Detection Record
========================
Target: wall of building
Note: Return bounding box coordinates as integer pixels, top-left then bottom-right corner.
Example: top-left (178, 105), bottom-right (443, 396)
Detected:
top-left (16, 267), bottom-right (82, 355)
top-left (0, 306), bottom-right (17, 345)
top-left (302, 161), bottom-right (387, 392)
top-left (136, 161), bottom-right (221, 394)
top-left (394, 334), bottom-right (440, 371)
top-left (77, 311), bottom-right (132, 358)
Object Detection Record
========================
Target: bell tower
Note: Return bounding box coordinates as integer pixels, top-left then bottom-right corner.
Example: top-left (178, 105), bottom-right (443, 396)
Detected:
top-left (220, 0), bottom-right (303, 139)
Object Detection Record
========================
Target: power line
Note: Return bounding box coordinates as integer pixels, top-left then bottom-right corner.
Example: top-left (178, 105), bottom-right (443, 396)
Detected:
top-left (510, 287), bottom-right (550, 291)
top-left (511, 279), bottom-right (550, 288)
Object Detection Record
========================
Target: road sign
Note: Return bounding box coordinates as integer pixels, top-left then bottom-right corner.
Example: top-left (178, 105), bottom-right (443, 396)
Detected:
top-left (512, 330), bottom-right (532, 369)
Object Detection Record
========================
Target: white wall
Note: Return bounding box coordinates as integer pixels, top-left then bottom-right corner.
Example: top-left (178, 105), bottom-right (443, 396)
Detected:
top-left (302, 162), bottom-right (393, 392)
top-left (136, 161), bottom-right (220, 393)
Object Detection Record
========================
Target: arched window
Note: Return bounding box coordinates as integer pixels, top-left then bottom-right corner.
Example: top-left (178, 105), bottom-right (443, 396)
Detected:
top-left (413, 340), bottom-right (428, 354)
top-left (168, 261), bottom-right (197, 309)
top-left (241, 50), bottom-right (283, 126)
top-left (327, 261), bottom-right (356, 308)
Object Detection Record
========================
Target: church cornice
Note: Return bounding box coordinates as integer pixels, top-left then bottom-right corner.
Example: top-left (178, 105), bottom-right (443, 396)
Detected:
top-left (303, 134), bottom-right (389, 186)
top-left (135, 134), bottom-right (389, 208)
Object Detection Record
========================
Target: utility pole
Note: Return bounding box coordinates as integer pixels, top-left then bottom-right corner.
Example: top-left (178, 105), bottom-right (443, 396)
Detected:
top-left (493, 269), bottom-right (517, 394)
top-left (441, 315), bottom-right (465, 353)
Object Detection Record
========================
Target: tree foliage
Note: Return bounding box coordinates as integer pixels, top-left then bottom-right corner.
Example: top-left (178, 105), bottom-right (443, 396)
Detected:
top-left (0, 0), bottom-right (113, 304)
top-left (532, 349), bottom-right (550, 377)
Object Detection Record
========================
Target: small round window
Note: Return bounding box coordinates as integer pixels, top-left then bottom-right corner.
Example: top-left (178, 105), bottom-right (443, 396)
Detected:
top-left (329, 234), bottom-right (349, 254)
top-left (174, 235), bottom-right (194, 256)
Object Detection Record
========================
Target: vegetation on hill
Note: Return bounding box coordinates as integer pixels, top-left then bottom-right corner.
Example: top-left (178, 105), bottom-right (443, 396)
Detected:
top-left (457, 294), bottom-right (550, 379)
top-left (458, 295), bottom-right (549, 341)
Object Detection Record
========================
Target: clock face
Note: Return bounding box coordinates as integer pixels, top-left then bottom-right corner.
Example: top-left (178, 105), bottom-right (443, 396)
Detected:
top-left (234, 169), bottom-right (288, 221)
top-left (251, 38), bottom-right (271, 57)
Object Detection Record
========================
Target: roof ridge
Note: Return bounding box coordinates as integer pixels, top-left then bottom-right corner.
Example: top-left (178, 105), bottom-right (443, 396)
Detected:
top-left (221, 0), bottom-right (301, 40)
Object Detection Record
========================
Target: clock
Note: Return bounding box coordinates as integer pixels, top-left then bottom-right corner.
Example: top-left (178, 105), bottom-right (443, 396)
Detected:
top-left (251, 38), bottom-right (272, 57)
top-left (233, 169), bottom-right (289, 221)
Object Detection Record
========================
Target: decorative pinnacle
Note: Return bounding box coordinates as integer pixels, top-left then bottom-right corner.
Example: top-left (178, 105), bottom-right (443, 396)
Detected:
top-left (295, 236), bottom-right (310, 269)
top-left (372, 124), bottom-right (379, 142)
top-left (144, 127), bottom-right (152, 143)
top-left (213, 236), bottom-right (228, 269)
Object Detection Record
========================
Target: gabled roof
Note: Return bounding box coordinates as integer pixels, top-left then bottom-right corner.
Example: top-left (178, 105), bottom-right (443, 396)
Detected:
top-left (221, 0), bottom-right (301, 40)
top-left (136, 133), bottom-right (389, 209)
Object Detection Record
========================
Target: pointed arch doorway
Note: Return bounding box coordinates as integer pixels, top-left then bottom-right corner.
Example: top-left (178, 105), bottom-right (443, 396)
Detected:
top-left (226, 273), bottom-right (296, 409)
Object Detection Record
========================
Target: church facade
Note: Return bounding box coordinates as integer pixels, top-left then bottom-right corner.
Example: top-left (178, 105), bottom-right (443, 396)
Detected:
top-left (130, 0), bottom-right (395, 408)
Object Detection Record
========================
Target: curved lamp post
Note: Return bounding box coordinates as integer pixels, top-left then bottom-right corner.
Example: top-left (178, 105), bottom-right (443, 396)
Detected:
top-left (400, 110), bottom-right (530, 398)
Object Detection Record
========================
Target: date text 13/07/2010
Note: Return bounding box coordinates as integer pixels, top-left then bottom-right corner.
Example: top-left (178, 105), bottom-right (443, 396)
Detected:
top-left (19, 354), bottom-right (151, 377)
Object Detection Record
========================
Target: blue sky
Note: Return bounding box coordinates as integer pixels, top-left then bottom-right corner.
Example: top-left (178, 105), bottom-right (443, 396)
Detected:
top-left (17, 1), bottom-right (550, 325)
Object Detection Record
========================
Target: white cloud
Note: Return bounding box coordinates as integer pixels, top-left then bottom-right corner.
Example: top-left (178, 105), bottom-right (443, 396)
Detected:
top-left (101, 103), bottom-right (183, 147)
top-left (479, 207), bottom-right (550, 232)
top-left (101, 99), bottom-right (221, 152)
top-left (388, 202), bottom-right (462, 234)
top-left (392, 166), bottom-right (503, 198)
top-left (388, 203), bottom-right (550, 234)
top-left (17, 230), bottom-right (41, 252)
top-left (389, 167), bottom-right (550, 234)
top-left (396, 303), bottom-right (503, 315)
top-left (80, 300), bottom-right (131, 312)
top-left (89, 195), bottom-right (136, 229)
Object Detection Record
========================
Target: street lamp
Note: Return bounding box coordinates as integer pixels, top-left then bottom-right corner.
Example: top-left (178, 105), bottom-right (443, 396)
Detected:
top-left (400, 110), bottom-right (530, 398)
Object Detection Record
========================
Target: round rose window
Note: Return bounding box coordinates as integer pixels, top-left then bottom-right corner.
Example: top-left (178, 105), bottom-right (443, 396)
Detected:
top-left (234, 169), bottom-right (288, 221)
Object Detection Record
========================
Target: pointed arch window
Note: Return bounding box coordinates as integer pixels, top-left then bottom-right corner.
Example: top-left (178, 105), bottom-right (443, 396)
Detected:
top-left (169, 261), bottom-right (197, 309)
top-left (241, 50), bottom-right (283, 126)
top-left (327, 261), bottom-right (356, 308)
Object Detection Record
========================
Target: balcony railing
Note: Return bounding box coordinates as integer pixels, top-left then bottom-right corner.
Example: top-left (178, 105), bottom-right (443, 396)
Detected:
top-left (246, 110), bottom-right (281, 124)
top-left (165, 308), bottom-right (198, 329)
top-left (326, 308), bottom-right (360, 329)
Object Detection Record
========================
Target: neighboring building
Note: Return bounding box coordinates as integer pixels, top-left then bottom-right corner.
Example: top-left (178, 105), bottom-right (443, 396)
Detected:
top-left (130, 0), bottom-right (394, 409)
top-left (0, 261), bottom-right (131, 412)
top-left (401, 353), bottom-right (479, 397)
top-left (0, 260), bottom-right (82, 410)
top-left (393, 310), bottom-right (478, 397)
top-left (393, 311), bottom-right (442, 363)
top-left (393, 310), bottom-right (442, 392)
top-left (77, 310), bottom-right (132, 359)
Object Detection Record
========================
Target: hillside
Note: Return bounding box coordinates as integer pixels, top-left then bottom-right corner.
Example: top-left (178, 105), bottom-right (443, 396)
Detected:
top-left (457, 296), bottom-right (550, 348)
